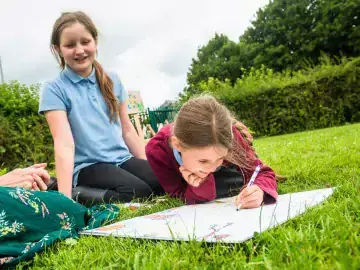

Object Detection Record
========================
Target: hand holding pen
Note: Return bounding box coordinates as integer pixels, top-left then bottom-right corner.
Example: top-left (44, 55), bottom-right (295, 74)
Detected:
top-left (234, 165), bottom-right (264, 210)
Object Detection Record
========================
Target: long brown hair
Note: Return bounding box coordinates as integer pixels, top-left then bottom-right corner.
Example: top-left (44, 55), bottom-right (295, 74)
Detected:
top-left (50, 11), bottom-right (119, 122)
top-left (172, 95), bottom-right (257, 171)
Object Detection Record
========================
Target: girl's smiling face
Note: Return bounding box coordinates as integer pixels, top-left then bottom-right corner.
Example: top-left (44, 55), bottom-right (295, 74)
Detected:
top-left (172, 136), bottom-right (228, 178)
top-left (57, 22), bottom-right (97, 77)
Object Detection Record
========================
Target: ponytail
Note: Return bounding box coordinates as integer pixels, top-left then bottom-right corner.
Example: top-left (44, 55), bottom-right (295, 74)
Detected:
top-left (93, 60), bottom-right (120, 122)
top-left (233, 121), bottom-right (255, 150)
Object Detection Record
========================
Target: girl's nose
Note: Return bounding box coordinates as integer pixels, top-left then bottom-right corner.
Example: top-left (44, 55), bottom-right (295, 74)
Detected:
top-left (75, 44), bottom-right (85, 54)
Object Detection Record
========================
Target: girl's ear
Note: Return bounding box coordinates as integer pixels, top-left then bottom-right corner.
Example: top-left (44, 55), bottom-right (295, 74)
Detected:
top-left (171, 136), bottom-right (182, 152)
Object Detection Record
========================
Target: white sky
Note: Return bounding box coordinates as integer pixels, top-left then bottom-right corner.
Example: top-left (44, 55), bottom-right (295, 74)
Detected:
top-left (0, 0), bottom-right (269, 107)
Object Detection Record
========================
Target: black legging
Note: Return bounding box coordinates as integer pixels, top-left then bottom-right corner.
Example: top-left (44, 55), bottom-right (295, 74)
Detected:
top-left (77, 157), bottom-right (164, 203)
top-left (214, 164), bottom-right (244, 198)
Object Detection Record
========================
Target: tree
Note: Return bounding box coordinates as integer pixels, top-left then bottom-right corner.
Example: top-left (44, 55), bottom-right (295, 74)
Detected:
top-left (182, 0), bottom-right (360, 99)
top-left (185, 34), bottom-right (245, 96)
top-left (241, 0), bottom-right (360, 71)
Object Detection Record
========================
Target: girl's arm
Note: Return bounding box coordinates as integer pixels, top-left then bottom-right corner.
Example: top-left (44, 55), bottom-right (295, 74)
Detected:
top-left (118, 103), bottom-right (146, 159)
top-left (45, 111), bottom-right (75, 198)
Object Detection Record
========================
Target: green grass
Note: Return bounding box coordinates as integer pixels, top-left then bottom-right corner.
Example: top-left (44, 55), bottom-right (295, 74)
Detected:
top-left (19, 123), bottom-right (360, 269)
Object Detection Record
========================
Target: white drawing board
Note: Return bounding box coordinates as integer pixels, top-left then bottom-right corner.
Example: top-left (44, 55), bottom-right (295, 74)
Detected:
top-left (80, 188), bottom-right (334, 243)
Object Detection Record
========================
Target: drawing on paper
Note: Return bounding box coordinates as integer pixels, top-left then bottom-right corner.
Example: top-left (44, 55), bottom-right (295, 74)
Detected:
top-left (96, 223), bottom-right (126, 232)
top-left (200, 222), bottom-right (234, 240)
top-left (144, 214), bottom-right (177, 220)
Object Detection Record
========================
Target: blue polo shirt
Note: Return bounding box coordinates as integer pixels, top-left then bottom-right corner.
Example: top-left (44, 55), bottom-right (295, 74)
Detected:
top-left (39, 66), bottom-right (132, 186)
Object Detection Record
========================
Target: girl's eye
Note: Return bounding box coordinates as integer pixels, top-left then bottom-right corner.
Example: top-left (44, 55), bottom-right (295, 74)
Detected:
top-left (199, 160), bottom-right (208, 164)
top-left (82, 40), bottom-right (90, 44)
top-left (65, 44), bottom-right (75, 48)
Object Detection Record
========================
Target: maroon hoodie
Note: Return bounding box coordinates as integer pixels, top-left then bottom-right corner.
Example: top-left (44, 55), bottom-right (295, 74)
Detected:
top-left (146, 124), bottom-right (278, 205)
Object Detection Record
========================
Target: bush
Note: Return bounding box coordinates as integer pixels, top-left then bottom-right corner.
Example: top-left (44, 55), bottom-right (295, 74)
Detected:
top-left (196, 56), bottom-right (360, 136)
top-left (0, 82), bottom-right (53, 169)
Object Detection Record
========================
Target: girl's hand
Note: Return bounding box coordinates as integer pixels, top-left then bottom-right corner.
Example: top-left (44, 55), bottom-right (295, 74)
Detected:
top-left (23, 166), bottom-right (50, 187)
top-left (0, 166), bottom-right (50, 191)
top-left (234, 184), bottom-right (264, 209)
top-left (179, 166), bottom-right (205, 187)
top-left (31, 173), bottom-right (48, 191)
top-left (0, 169), bottom-right (36, 189)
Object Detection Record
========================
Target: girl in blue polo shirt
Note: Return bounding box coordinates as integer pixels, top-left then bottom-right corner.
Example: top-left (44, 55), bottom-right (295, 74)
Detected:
top-left (39, 11), bottom-right (163, 202)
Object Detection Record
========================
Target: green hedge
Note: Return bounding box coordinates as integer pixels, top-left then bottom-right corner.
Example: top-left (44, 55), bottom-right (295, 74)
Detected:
top-left (197, 56), bottom-right (360, 136)
top-left (0, 82), bottom-right (53, 169)
top-left (1, 56), bottom-right (360, 169)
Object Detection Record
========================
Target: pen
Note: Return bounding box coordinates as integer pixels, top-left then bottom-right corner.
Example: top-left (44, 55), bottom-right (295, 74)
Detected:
top-left (236, 164), bottom-right (262, 211)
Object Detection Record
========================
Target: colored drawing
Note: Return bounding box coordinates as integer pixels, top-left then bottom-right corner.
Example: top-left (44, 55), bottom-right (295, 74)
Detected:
top-left (81, 188), bottom-right (334, 243)
top-left (95, 223), bottom-right (126, 232)
top-left (144, 214), bottom-right (177, 220)
top-left (200, 222), bottom-right (234, 240)
top-left (214, 234), bottom-right (231, 241)
top-left (127, 91), bottom-right (145, 114)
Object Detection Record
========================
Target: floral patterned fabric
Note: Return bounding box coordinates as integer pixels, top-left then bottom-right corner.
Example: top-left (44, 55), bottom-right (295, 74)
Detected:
top-left (0, 186), bottom-right (119, 267)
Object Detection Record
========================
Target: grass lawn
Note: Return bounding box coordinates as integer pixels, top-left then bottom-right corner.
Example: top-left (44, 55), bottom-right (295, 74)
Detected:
top-left (19, 123), bottom-right (360, 269)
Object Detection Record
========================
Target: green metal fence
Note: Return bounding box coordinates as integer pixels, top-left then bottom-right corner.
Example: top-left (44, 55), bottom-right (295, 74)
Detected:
top-left (129, 108), bottom-right (178, 134)
top-left (148, 108), bottom-right (178, 132)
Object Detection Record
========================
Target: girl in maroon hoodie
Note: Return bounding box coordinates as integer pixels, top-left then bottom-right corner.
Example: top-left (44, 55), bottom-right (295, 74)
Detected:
top-left (146, 96), bottom-right (278, 208)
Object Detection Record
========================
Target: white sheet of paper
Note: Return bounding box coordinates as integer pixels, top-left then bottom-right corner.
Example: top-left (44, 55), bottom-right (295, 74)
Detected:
top-left (80, 188), bottom-right (334, 243)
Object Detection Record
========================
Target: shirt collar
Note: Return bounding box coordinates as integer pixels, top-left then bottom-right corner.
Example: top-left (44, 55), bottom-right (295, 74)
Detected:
top-left (63, 65), bottom-right (96, 84)
top-left (173, 148), bottom-right (183, 166)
